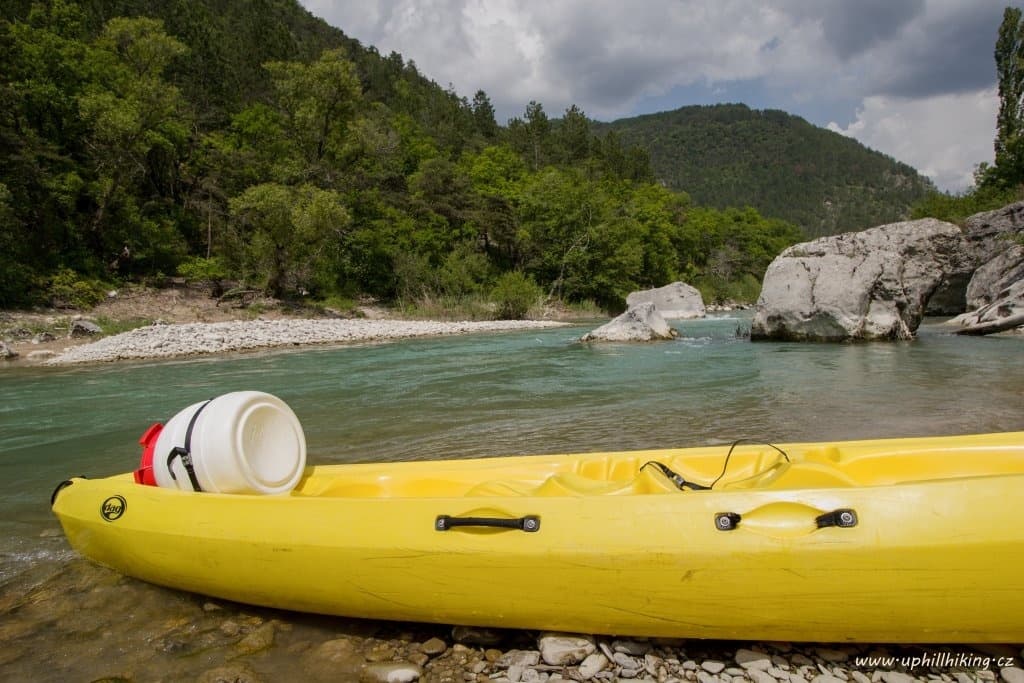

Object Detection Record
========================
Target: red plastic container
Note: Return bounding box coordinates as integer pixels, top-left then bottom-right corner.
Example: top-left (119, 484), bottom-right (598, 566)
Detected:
top-left (133, 422), bottom-right (164, 486)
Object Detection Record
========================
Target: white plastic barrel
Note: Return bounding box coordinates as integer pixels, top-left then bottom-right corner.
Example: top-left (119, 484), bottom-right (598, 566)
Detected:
top-left (152, 391), bottom-right (306, 495)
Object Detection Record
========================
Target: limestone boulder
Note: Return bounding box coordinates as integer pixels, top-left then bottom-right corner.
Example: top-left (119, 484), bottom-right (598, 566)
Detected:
top-left (625, 282), bottom-right (706, 319)
top-left (751, 218), bottom-right (965, 341)
top-left (949, 279), bottom-right (1024, 335)
top-left (961, 201), bottom-right (1024, 310)
top-left (580, 302), bottom-right (677, 342)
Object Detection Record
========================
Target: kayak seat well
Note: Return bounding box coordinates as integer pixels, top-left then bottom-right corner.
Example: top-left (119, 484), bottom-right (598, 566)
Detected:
top-left (465, 466), bottom-right (686, 497)
top-left (721, 462), bottom-right (859, 490)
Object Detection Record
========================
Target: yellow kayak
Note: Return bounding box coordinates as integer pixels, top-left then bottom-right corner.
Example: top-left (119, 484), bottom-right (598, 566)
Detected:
top-left (51, 431), bottom-right (1024, 642)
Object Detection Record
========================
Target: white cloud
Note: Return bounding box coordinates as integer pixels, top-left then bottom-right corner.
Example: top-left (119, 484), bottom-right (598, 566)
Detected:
top-left (827, 88), bottom-right (998, 193)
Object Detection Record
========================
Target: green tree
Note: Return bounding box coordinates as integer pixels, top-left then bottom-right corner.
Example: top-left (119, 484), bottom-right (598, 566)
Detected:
top-left (78, 17), bottom-right (189, 261)
top-left (523, 100), bottom-right (550, 170)
top-left (264, 48), bottom-right (362, 173)
top-left (228, 183), bottom-right (349, 297)
top-left (989, 7), bottom-right (1024, 188)
top-left (557, 104), bottom-right (591, 164)
top-left (471, 89), bottom-right (498, 139)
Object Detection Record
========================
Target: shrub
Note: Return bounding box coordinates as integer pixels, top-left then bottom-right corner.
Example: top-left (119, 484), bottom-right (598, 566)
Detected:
top-left (177, 256), bottom-right (229, 283)
top-left (490, 271), bottom-right (542, 319)
top-left (46, 268), bottom-right (108, 309)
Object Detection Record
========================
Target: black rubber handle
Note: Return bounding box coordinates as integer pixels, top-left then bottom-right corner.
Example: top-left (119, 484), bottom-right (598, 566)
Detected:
top-left (435, 514), bottom-right (541, 532)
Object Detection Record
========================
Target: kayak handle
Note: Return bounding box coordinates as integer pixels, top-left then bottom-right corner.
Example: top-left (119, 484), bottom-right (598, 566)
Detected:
top-left (715, 506), bottom-right (858, 534)
top-left (435, 514), bottom-right (541, 532)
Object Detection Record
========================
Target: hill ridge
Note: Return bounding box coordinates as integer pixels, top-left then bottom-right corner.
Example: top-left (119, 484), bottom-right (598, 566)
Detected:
top-left (595, 102), bottom-right (935, 236)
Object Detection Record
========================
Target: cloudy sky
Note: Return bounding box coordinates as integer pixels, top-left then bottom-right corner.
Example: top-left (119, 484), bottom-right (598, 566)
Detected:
top-left (298, 0), bottom-right (1014, 193)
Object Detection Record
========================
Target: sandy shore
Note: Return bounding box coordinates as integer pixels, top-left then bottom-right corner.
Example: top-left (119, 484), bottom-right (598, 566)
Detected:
top-left (42, 318), bottom-right (569, 365)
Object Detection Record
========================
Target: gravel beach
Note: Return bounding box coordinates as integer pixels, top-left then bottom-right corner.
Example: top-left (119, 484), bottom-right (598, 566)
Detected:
top-left (5, 552), bottom-right (1022, 682)
top-left (43, 318), bottom-right (569, 365)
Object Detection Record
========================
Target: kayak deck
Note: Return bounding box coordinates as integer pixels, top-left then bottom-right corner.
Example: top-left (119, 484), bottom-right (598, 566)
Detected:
top-left (293, 432), bottom-right (1024, 499)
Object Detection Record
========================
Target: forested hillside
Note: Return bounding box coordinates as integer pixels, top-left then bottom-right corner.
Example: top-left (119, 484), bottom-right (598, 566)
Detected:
top-left (596, 105), bottom-right (935, 236)
top-left (1, 0), bottom-right (802, 311)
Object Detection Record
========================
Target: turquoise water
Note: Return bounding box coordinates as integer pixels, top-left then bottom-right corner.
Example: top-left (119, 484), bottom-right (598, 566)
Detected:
top-left (1, 315), bottom-right (1023, 584)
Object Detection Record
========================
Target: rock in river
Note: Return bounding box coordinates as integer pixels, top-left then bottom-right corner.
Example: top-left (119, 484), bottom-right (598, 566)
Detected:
top-left (626, 281), bottom-right (706, 319)
top-left (580, 302), bottom-right (678, 342)
top-left (751, 218), bottom-right (965, 341)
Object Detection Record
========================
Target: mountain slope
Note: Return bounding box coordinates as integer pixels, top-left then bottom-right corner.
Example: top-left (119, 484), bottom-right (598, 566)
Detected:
top-left (595, 104), bottom-right (935, 236)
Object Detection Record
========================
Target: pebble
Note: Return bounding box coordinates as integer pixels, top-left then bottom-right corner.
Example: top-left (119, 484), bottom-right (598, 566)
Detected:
top-left (498, 650), bottom-right (542, 668)
top-left (818, 649), bottom-right (851, 664)
top-left (1002, 669), bottom-right (1024, 683)
top-left (615, 640), bottom-right (653, 656)
top-left (579, 653), bottom-right (609, 679)
top-left (538, 634), bottom-right (595, 666)
top-left (737, 649), bottom-right (773, 671)
top-left (197, 664), bottom-right (262, 683)
top-left (702, 661), bottom-right (727, 674)
top-left (750, 670), bottom-right (778, 683)
top-left (362, 662), bottom-right (422, 682)
top-left (235, 622), bottom-right (275, 655)
top-left (882, 673), bottom-right (916, 683)
top-left (420, 637), bottom-right (448, 656)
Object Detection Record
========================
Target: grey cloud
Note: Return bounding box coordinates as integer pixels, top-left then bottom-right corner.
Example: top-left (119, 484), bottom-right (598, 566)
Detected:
top-left (816, 0), bottom-right (926, 60)
top-left (870, 3), bottom-right (1003, 97)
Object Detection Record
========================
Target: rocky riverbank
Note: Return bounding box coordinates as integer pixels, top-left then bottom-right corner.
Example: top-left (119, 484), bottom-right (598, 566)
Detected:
top-left (41, 318), bottom-right (568, 365)
top-left (4, 552), bottom-right (1021, 683)
top-left (0, 286), bottom-right (572, 366)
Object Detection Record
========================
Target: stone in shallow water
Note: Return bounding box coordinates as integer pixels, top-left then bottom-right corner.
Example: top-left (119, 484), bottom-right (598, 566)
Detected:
top-left (197, 664), bottom-right (263, 683)
top-left (235, 622), bottom-right (275, 655)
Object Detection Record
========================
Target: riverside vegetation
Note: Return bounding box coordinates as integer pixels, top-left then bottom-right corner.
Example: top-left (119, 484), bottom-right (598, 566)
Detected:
top-left (5, 0), bottom-right (846, 317)
top-left (6, 1), bottom-right (1024, 324)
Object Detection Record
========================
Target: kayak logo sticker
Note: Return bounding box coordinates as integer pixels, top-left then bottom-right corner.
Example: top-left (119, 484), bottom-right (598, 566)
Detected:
top-left (101, 495), bottom-right (127, 522)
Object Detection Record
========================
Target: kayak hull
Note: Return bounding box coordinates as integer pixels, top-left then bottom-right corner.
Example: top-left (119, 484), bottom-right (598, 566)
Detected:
top-left (52, 431), bottom-right (1024, 642)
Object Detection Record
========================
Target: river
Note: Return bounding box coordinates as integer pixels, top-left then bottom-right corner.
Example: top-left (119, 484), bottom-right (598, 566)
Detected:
top-left (0, 315), bottom-right (1022, 678)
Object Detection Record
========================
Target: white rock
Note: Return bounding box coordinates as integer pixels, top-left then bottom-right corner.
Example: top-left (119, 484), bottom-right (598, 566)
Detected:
top-left (752, 218), bottom-right (965, 341)
top-left (362, 662), bottom-right (422, 682)
top-left (538, 633), bottom-right (596, 666)
top-left (578, 653), bottom-right (609, 679)
top-left (750, 669), bottom-right (779, 683)
top-left (498, 650), bottom-right (542, 668)
top-left (880, 672), bottom-right (915, 683)
top-left (737, 649), bottom-right (773, 671)
top-left (702, 661), bottom-right (727, 674)
top-left (613, 640), bottom-right (653, 656)
top-left (626, 282), bottom-right (706, 320)
top-left (580, 302), bottom-right (677, 342)
top-left (1001, 668), bottom-right (1024, 683)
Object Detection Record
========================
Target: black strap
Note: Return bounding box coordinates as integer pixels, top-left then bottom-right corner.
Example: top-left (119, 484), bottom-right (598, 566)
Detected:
top-left (640, 461), bottom-right (711, 491)
top-left (166, 399), bottom-right (212, 492)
